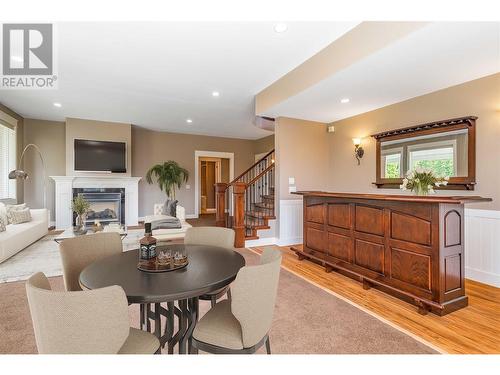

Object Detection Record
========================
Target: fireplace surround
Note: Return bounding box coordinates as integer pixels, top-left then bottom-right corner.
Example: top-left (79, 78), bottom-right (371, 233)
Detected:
top-left (51, 175), bottom-right (141, 229)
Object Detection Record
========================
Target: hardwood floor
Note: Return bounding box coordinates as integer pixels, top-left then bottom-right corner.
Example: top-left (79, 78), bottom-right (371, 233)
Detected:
top-left (252, 245), bottom-right (500, 354)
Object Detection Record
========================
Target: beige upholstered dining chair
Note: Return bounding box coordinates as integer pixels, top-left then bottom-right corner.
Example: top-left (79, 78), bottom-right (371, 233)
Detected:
top-left (26, 272), bottom-right (160, 354)
top-left (184, 227), bottom-right (235, 306)
top-left (59, 232), bottom-right (122, 291)
top-left (191, 248), bottom-right (282, 354)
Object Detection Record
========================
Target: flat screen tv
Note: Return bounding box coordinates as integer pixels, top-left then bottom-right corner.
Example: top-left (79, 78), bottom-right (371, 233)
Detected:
top-left (74, 139), bottom-right (126, 172)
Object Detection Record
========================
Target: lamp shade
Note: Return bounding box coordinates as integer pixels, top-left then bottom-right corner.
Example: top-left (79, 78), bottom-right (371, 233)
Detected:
top-left (8, 169), bottom-right (29, 179)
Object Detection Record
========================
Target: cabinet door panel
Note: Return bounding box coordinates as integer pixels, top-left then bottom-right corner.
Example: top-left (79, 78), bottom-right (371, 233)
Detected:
top-left (354, 239), bottom-right (385, 275)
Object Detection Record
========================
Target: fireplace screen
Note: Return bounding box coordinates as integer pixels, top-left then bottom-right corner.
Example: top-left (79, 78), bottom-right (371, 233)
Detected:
top-left (73, 188), bottom-right (125, 226)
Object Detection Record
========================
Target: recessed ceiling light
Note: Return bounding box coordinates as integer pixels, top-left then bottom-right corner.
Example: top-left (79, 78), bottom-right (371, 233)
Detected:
top-left (212, 91), bottom-right (220, 97)
top-left (53, 102), bottom-right (62, 108)
top-left (340, 98), bottom-right (350, 104)
top-left (11, 56), bottom-right (23, 62)
top-left (186, 118), bottom-right (193, 123)
top-left (274, 23), bottom-right (288, 33)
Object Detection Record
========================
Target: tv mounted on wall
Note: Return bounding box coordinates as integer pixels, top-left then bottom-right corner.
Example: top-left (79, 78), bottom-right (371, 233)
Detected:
top-left (74, 139), bottom-right (127, 173)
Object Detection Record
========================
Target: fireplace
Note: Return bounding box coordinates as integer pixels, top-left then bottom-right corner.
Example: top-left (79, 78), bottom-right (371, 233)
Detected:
top-left (72, 188), bottom-right (125, 226)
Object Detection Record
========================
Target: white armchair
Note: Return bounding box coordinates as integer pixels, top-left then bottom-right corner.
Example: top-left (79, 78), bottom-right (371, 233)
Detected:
top-left (143, 204), bottom-right (192, 242)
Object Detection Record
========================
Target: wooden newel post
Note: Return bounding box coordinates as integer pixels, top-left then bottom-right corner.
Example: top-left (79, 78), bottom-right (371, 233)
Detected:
top-left (232, 182), bottom-right (246, 248)
top-left (215, 183), bottom-right (228, 227)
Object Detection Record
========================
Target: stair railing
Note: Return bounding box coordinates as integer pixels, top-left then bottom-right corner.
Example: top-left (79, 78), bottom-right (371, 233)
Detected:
top-left (215, 149), bottom-right (275, 247)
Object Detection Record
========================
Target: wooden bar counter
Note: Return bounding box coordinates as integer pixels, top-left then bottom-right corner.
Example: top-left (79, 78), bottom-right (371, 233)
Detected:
top-left (292, 191), bottom-right (492, 315)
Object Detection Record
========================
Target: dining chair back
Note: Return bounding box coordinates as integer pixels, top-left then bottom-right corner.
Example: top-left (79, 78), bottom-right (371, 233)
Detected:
top-left (59, 232), bottom-right (122, 291)
top-left (184, 227), bottom-right (235, 249)
top-left (26, 272), bottom-right (130, 354)
top-left (231, 248), bottom-right (282, 348)
top-left (184, 226), bottom-right (236, 306)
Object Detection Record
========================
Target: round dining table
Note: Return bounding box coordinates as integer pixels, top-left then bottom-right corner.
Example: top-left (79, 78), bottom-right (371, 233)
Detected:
top-left (79, 244), bottom-right (245, 354)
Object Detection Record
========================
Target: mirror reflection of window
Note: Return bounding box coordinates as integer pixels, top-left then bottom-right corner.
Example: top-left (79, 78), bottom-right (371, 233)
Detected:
top-left (381, 148), bottom-right (402, 178)
top-left (380, 129), bottom-right (468, 178)
top-left (408, 142), bottom-right (456, 177)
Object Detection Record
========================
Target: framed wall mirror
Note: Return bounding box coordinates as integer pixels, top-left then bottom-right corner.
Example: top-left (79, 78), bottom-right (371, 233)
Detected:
top-left (372, 116), bottom-right (476, 190)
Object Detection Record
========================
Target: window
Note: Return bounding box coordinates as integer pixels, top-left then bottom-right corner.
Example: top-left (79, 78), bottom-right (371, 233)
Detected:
top-left (408, 140), bottom-right (457, 177)
top-left (0, 123), bottom-right (17, 200)
top-left (381, 148), bottom-right (402, 178)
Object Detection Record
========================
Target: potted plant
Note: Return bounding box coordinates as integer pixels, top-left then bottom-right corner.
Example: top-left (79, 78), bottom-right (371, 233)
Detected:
top-left (71, 195), bottom-right (90, 232)
top-left (400, 167), bottom-right (449, 196)
top-left (146, 161), bottom-right (189, 199)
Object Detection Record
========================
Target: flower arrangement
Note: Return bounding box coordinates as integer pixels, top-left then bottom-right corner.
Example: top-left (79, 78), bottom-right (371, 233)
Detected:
top-left (400, 167), bottom-right (449, 196)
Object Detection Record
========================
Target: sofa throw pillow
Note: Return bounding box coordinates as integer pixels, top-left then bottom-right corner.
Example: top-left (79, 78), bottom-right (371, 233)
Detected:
top-left (10, 208), bottom-right (32, 224)
top-left (0, 217), bottom-right (6, 232)
top-left (163, 199), bottom-right (178, 217)
top-left (0, 202), bottom-right (7, 226)
top-left (6, 203), bottom-right (27, 224)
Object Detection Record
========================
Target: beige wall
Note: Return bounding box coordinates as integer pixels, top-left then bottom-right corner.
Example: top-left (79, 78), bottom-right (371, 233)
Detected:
top-left (132, 127), bottom-right (257, 216)
top-left (23, 119), bottom-right (66, 220)
top-left (65, 118), bottom-right (132, 176)
top-left (328, 73), bottom-right (500, 210)
top-left (275, 117), bottom-right (328, 200)
top-left (253, 134), bottom-right (274, 155)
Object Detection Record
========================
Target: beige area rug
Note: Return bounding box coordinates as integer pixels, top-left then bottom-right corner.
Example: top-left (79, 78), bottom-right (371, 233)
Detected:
top-left (0, 247), bottom-right (437, 354)
top-left (0, 230), bottom-right (145, 283)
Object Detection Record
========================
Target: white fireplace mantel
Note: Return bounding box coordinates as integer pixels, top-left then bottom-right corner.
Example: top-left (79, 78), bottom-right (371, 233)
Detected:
top-left (50, 175), bottom-right (141, 229)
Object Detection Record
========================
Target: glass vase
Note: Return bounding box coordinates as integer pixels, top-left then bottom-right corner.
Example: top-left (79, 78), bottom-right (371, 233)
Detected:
top-left (413, 184), bottom-right (429, 196)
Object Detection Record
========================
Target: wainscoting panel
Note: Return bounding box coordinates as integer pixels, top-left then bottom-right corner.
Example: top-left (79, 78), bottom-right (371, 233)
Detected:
top-left (277, 199), bottom-right (303, 246)
top-left (465, 209), bottom-right (500, 287)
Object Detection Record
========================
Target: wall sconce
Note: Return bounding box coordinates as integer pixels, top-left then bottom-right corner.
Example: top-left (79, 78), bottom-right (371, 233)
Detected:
top-left (352, 138), bottom-right (364, 165)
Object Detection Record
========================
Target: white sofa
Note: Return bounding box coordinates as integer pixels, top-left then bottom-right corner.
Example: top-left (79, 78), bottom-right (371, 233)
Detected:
top-left (143, 204), bottom-right (192, 242)
top-left (0, 208), bottom-right (49, 263)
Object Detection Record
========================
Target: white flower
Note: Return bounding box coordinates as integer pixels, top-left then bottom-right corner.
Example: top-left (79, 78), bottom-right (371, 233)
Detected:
top-left (442, 180), bottom-right (448, 186)
top-left (444, 176), bottom-right (450, 181)
top-left (435, 182), bottom-right (441, 187)
top-left (415, 178), bottom-right (420, 183)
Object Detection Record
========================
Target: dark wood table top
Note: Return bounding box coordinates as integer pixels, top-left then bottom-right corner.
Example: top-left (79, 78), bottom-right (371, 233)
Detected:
top-left (79, 244), bottom-right (246, 304)
top-left (292, 191), bottom-right (492, 204)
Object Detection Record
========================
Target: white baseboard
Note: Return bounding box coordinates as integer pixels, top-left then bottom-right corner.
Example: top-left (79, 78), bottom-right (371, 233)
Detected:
top-left (245, 237), bottom-right (278, 247)
top-left (277, 237), bottom-right (303, 247)
top-left (465, 267), bottom-right (500, 288)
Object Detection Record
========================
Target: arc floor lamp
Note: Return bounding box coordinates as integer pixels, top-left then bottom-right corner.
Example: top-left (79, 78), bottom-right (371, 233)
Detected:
top-left (8, 143), bottom-right (47, 208)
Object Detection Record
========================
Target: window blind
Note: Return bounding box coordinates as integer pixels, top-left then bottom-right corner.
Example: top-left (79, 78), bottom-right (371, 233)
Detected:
top-left (0, 123), bottom-right (16, 200)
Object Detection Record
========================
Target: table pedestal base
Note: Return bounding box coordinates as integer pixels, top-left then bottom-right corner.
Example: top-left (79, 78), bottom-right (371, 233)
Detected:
top-left (139, 297), bottom-right (199, 354)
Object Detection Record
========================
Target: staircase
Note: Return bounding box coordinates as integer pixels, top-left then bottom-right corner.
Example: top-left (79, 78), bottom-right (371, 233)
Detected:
top-left (215, 149), bottom-right (275, 247)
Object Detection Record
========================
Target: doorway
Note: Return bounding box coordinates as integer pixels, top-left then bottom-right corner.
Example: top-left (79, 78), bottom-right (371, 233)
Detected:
top-left (199, 157), bottom-right (231, 215)
top-left (194, 151), bottom-right (234, 218)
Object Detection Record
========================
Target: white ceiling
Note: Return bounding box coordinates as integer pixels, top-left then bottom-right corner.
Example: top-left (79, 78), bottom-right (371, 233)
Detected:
top-left (0, 22), bottom-right (359, 139)
top-left (263, 22), bottom-right (500, 123)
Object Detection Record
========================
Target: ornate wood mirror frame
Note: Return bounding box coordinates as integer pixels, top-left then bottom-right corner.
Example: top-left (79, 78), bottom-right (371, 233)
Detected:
top-left (372, 116), bottom-right (477, 190)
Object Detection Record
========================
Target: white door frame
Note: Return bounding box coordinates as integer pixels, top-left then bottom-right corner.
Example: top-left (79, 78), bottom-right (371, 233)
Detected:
top-left (194, 151), bottom-right (234, 218)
